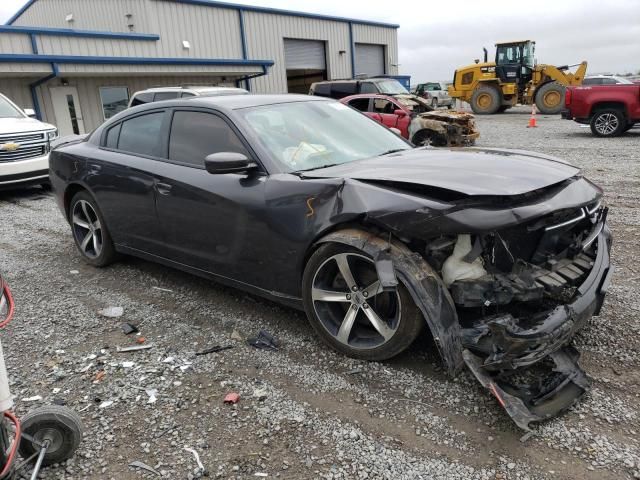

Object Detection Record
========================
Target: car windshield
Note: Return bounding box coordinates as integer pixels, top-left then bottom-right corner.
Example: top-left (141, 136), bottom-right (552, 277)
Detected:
top-left (239, 100), bottom-right (411, 172)
top-left (375, 79), bottom-right (409, 95)
top-left (0, 96), bottom-right (24, 118)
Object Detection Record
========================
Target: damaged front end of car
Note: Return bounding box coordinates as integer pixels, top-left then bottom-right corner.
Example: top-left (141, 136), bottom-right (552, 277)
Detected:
top-left (368, 177), bottom-right (611, 430)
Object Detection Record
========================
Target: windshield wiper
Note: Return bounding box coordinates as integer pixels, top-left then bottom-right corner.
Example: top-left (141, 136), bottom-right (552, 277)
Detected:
top-left (380, 148), bottom-right (409, 156)
top-left (296, 163), bottom-right (340, 173)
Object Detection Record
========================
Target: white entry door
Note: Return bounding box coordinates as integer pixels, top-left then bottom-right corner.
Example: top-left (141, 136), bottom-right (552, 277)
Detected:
top-left (50, 86), bottom-right (85, 136)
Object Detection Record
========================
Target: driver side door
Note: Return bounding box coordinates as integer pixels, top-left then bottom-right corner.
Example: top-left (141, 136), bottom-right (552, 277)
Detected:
top-left (152, 108), bottom-right (268, 282)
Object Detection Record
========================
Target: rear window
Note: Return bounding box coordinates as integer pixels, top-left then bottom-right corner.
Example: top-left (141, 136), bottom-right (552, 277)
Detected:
top-left (117, 112), bottom-right (164, 157)
top-left (129, 92), bottom-right (153, 107)
top-left (154, 91), bottom-right (180, 101)
top-left (347, 98), bottom-right (370, 112)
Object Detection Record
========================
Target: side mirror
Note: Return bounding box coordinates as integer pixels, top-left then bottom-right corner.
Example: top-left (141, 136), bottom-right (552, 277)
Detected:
top-left (23, 108), bottom-right (36, 118)
top-left (204, 152), bottom-right (257, 174)
top-left (393, 109), bottom-right (408, 117)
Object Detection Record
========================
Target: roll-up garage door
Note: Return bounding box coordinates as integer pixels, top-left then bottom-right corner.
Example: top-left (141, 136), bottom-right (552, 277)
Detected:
top-left (355, 43), bottom-right (385, 77)
top-left (284, 39), bottom-right (326, 70)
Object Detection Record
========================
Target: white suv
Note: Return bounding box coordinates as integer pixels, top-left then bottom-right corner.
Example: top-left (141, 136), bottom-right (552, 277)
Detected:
top-left (128, 86), bottom-right (248, 107)
top-left (0, 93), bottom-right (57, 190)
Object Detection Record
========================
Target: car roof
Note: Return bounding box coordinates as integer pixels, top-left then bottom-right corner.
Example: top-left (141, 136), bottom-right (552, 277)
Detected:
top-left (129, 94), bottom-right (331, 112)
top-left (135, 86), bottom-right (246, 93)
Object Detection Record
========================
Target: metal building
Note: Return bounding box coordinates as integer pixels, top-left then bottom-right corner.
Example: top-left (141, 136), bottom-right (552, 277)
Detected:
top-left (0, 0), bottom-right (399, 135)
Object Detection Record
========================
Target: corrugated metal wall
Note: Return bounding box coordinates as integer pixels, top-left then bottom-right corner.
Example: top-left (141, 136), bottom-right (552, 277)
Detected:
top-left (243, 12), bottom-right (351, 93)
top-left (10, 0), bottom-right (399, 92)
top-left (0, 79), bottom-right (35, 110)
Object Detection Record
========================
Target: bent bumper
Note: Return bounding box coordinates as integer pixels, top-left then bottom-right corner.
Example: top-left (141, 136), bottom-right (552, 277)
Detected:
top-left (462, 226), bottom-right (612, 430)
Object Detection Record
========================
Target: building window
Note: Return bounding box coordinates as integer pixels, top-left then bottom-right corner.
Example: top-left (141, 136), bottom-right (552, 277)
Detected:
top-left (99, 87), bottom-right (130, 120)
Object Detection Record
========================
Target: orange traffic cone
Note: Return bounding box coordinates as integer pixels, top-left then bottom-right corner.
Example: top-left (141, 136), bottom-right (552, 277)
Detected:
top-left (527, 104), bottom-right (538, 128)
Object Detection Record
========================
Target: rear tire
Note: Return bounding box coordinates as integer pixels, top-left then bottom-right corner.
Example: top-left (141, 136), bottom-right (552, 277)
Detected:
top-left (535, 82), bottom-right (565, 114)
top-left (590, 109), bottom-right (626, 137)
top-left (302, 242), bottom-right (423, 361)
top-left (470, 85), bottom-right (501, 114)
top-left (69, 191), bottom-right (118, 267)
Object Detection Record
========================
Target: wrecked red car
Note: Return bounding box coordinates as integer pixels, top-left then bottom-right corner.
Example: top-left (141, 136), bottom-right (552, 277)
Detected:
top-left (49, 95), bottom-right (612, 430)
top-left (340, 93), bottom-right (479, 146)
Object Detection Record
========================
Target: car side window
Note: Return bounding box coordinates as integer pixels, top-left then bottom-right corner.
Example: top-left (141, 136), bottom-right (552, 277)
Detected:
top-left (348, 98), bottom-right (370, 112)
top-left (105, 123), bottom-right (121, 149)
top-left (117, 112), bottom-right (165, 157)
top-left (359, 82), bottom-right (378, 94)
top-left (373, 98), bottom-right (396, 114)
top-left (181, 92), bottom-right (197, 98)
top-left (154, 92), bottom-right (180, 101)
top-left (331, 82), bottom-right (357, 98)
top-left (601, 78), bottom-right (616, 85)
top-left (169, 111), bottom-right (249, 167)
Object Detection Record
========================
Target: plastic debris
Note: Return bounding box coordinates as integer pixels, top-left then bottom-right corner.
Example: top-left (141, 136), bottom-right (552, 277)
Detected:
top-left (255, 473), bottom-right (268, 477)
top-left (55, 349), bottom-right (66, 354)
top-left (121, 322), bottom-right (139, 334)
top-left (136, 336), bottom-right (147, 344)
top-left (99, 400), bottom-right (114, 409)
top-left (98, 306), bottom-right (124, 318)
top-left (117, 345), bottom-right (152, 353)
top-left (122, 361), bottom-right (135, 368)
top-left (224, 392), bottom-right (240, 404)
top-left (247, 330), bottom-right (279, 350)
top-left (252, 388), bottom-right (268, 402)
top-left (22, 395), bottom-right (43, 402)
top-left (80, 363), bottom-right (94, 373)
top-left (195, 345), bottom-right (234, 356)
top-left (152, 286), bottom-right (173, 293)
top-left (146, 389), bottom-right (158, 404)
top-left (184, 447), bottom-right (205, 474)
top-left (129, 461), bottom-right (161, 476)
top-left (162, 356), bottom-right (175, 364)
top-left (230, 330), bottom-right (243, 341)
top-left (70, 270), bottom-right (79, 274)
top-left (346, 367), bottom-right (364, 375)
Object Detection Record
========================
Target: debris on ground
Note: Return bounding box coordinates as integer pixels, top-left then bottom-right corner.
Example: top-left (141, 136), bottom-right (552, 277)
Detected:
top-left (98, 400), bottom-right (114, 409)
top-left (117, 344), bottom-right (152, 353)
top-left (195, 345), bottom-right (234, 356)
top-left (230, 330), bottom-right (243, 341)
top-left (184, 447), bottom-right (206, 475)
top-left (121, 322), bottom-right (139, 334)
top-left (146, 389), bottom-right (158, 404)
top-left (152, 286), bottom-right (173, 293)
top-left (129, 460), bottom-right (161, 476)
top-left (224, 392), bottom-right (240, 404)
top-left (98, 306), bottom-right (124, 318)
top-left (21, 395), bottom-right (43, 402)
top-left (247, 330), bottom-right (279, 350)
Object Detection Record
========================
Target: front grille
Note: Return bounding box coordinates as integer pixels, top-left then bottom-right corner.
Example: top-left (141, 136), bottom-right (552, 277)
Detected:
top-left (0, 132), bottom-right (45, 143)
top-left (0, 144), bottom-right (46, 162)
top-left (0, 130), bottom-right (49, 162)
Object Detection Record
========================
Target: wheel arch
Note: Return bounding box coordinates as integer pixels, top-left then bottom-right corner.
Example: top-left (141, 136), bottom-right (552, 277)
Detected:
top-left (63, 182), bottom-right (90, 221)
top-left (589, 101), bottom-right (628, 119)
top-left (308, 227), bottom-right (464, 375)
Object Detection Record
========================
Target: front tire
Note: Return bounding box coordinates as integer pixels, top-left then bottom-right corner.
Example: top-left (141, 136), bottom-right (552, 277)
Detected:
top-left (302, 243), bottom-right (423, 361)
top-left (69, 191), bottom-right (117, 267)
top-left (535, 82), bottom-right (565, 114)
top-left (470, 85), bottom-right (502, 114)
top-left (590, 109), bottom-right (626, 137)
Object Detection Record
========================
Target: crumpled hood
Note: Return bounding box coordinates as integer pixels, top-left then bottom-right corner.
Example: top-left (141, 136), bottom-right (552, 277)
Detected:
top-left (0, 117), bottom-right (56, 134)
top-left (301, 147), bottom-right (580, 196)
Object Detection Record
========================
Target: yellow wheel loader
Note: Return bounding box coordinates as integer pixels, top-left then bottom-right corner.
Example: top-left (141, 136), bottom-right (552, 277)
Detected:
top-left (448, 40), bottom-right (587, 114)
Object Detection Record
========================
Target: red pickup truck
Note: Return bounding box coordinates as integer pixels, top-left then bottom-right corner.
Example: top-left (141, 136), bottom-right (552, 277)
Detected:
top-left (562, 84), bottom-right (640, 136)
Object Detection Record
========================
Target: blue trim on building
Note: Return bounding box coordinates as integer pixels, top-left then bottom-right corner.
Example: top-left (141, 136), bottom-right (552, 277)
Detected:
top-left (237, 9), bottom-right (252, 91)
top-left (29, 33), bottom-right (38, 53)
top-left (234, 65), bottom-right (267, 90)
top-left (7, 0), bottom-right (398, 30)
top-left (348, 22), bottom-right (355, 79)
top-left (0, 53), bottom-right (274, 67)
top-left (0, 25), bottom-right (160, 40)
top-left (5, 0), bottom-right (36, 25)
top-left (29, 63), bottom-right (58, 120)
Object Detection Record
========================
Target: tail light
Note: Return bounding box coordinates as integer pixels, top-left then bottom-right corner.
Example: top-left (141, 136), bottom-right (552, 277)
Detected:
top-left (565, 88), bottom-right (572, 106)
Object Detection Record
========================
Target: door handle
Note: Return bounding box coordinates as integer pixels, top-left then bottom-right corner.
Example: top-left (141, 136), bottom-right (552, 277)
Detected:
top-left (156, 182), bottom-right (172, 195)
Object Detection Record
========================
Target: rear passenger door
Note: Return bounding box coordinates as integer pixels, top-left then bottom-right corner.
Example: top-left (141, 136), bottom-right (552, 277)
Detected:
top-left (91, 109), bottom-right (169, 253)
top-left (153, 108), bottom-right (267, 278)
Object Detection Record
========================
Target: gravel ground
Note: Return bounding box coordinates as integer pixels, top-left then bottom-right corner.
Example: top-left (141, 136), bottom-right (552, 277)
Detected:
top-left (0, 107), bottom-right (639, 479)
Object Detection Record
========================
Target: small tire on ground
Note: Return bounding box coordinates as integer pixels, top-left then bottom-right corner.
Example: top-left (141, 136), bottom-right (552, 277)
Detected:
top-left (18, 405), bottom-right (84, 467)
top-left (589, 109), bottom-right (626, 137)
top-left (411, 129), bottom-right (448, 147)
top-left (535, 82), bottom-right (565, 114)
top-left (470, 85), bottom-right (502, 114)
top-left (69, 190), bottom-right (118, 267)
top-left (302, 242), bottom-right (423, 361)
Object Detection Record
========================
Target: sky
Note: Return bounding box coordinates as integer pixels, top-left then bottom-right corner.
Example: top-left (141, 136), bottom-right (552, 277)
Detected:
top-left (1, 0), bottom-right (639, 83)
